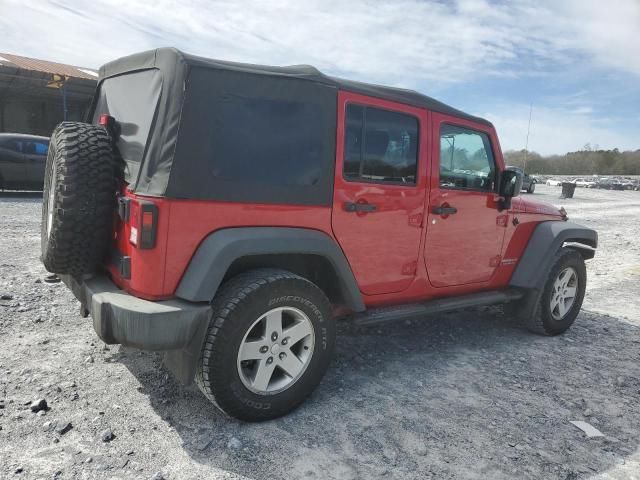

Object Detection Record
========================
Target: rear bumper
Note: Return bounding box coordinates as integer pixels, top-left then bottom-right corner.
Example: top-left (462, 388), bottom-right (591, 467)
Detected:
top-left (61, 274), bottom-right (210, 351)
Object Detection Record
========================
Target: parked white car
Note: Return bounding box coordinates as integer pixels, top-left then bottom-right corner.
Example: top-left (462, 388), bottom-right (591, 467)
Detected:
top-left (573, 178), bottom-right (597, 188)
top-left (546, 178), bottom-right (563, 186)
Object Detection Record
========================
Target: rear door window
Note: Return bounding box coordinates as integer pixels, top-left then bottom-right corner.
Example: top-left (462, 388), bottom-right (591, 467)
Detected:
top-left (34, 142), bottom-right (48, 155)
top-left (0, 139), bottom-right (22, 153)
top-left (23, 141), bottom-right (48, 156)
top-left (344, 104), bottom-right (418, 184)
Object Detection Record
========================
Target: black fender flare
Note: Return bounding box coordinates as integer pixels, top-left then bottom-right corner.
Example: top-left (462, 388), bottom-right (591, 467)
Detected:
top-left (175, 227), bottom-right (365, 312)
top-left (509, 220), bottom-right (597, 291)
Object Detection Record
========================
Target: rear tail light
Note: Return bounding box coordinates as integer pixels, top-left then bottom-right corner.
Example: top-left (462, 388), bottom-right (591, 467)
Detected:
top-left (138, 201), bottom-right (158, 249)
top-left (99, 114), bottom-right (113, 127)
top-left (99, 114), bottom-right (120, 139)
top-left (126, 199), bottom-right (158, 249)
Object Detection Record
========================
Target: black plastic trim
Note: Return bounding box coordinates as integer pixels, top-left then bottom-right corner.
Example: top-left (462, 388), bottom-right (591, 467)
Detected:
top-left (509, 220), bottom-right (598, 290)
top-left (351, 288), bottom-right (524, 326)
top-left (60, 274), bottom-right (210, 351)
top-left (175, 227), bottom-right (365, 312)
top-left (119, 256), bottom-right (131, 279)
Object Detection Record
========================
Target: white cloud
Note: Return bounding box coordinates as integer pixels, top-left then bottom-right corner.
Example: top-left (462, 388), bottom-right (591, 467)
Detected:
top-left (486, 104), bottom-right (637, 155)
top-left (1, 0), bottom-right (638, 83)
top-left (1, 0), bottom-right (638, 154)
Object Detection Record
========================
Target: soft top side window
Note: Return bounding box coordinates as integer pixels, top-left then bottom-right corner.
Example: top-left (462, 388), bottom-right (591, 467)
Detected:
top-left (344, 104), bottom-right (418, 185)
top-left (439, 124), bottom-right (496, 191)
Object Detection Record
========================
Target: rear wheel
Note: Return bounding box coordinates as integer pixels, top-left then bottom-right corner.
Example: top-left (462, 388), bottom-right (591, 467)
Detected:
top-left (41, 122), bottom-right (118, 276)
top-left (525, 248), bottom-right (586, 335)
top-left (527, 182), bottom-right (536, 194)
top-left (196, 269), bottom-right (335, 421)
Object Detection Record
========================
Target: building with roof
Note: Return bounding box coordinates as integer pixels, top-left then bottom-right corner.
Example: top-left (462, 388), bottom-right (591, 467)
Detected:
top-left (0, 52), bottom-right (97, 137)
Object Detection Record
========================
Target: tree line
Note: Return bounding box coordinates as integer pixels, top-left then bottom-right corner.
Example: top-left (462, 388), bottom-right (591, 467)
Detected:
top-left (503, 147), bottom-right (640, 175)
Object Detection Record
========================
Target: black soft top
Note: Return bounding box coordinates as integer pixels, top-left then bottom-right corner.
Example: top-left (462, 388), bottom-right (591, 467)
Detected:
top-left (92, 48), bottom-right (491, 202)
top-left (99, 48), bottom-right (490, 126)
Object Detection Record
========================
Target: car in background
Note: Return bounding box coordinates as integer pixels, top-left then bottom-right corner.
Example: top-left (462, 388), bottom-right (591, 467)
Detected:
top-left (596, 178), bottom-right (624, 190)
top-left (507, 166), bottom-right (536, 193)
top-left (521, 171), bottom-right (537, 193)
top-left (573, 177), bottom-right (597, 188)
top-left (546, 178), bottom-right (563, 186)
top-left (0, 133), bottom-right (49, 190)
top-left (532, 175), bottom-right (548, 184)
top-left (619, 178), bottom-right (635, 190)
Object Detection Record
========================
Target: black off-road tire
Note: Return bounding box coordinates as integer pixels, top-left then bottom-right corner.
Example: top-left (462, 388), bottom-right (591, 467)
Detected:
top-left (41, 122), bottom-right (118, 276)
top-left (527, 182), bottom-right (536, 194)
top-left (525, 248), bottom-right (586, 336)
top-left (195, 269), bottom-right (335, 421)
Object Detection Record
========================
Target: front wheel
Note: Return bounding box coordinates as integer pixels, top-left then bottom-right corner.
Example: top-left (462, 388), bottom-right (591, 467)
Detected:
top-left (527, 182), bottom-right (536, 194)
top-left (195, 269), bottom-right (335, 421)
top-left (525, 248), bottom-right (586, 335)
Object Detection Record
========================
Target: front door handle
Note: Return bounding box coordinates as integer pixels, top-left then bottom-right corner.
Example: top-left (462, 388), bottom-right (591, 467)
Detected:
top-left (344, 202), bottom-right (377, 213)
top-left (431, 205), bottom-right (457, 215)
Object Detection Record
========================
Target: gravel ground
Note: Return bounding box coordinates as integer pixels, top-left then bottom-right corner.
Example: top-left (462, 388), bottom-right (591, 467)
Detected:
top-left (1, 184), bottom-right (639, 480)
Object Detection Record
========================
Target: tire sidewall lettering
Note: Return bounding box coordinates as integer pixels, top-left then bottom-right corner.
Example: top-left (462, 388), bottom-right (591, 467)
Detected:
top-left (267, 295), bottom-right (328, 350)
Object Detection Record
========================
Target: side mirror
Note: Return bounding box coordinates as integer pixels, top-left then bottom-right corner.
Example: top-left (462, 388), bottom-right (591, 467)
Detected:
top-left (498, 167), bottom-right (523, 210)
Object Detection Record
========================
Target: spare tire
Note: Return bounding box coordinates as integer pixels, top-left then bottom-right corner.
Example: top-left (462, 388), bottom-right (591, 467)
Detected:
top-left (41, 122), bottom-right (118, 276)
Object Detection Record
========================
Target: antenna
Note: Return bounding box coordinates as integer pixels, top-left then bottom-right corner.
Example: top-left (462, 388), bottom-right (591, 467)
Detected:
top-left (524, 103), bottom-right (533, 171)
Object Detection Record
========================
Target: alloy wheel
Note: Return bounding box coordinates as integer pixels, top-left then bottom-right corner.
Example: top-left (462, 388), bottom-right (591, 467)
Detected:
top-left (237, 307), bottom-right (315, 394)
top-left (550, 267), bottom-right (578, 320)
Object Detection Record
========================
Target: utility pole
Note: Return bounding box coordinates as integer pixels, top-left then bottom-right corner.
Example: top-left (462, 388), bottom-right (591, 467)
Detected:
top-left (523, 103), bottom-right (533, 172)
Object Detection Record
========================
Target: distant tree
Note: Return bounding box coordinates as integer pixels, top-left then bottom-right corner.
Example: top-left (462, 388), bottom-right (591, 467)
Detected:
top-left (502, 147), bottom-right (640, 175)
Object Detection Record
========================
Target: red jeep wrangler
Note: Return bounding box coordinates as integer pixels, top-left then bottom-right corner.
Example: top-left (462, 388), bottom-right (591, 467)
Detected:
top-left (41, 48), bottom-right (597, 421)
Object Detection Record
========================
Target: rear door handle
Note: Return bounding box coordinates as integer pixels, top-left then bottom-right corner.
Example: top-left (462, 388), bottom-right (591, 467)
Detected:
top-left (431, 206), bottom-right (457, 215)
top-left (344, 202), bottom-right (377, 213)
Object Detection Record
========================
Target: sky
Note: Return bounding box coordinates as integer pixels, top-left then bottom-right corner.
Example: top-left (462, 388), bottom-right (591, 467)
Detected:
top-left (1, 0), bottom-right (639, 155)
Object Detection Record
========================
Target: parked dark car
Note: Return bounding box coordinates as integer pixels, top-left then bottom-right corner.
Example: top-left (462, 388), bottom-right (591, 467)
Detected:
top-left (0, 133), bottom-right (49, 190)
top-left (507, 166), bottom-right (536, 193)
top-left (595, 178), bottom-right (624, 190)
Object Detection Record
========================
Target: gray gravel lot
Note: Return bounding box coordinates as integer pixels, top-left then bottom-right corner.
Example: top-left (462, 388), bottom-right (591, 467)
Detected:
top-left (1, 184), bottom-right (639, 480)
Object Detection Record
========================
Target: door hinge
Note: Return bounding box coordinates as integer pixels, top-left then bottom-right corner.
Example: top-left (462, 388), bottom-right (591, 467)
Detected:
top-left (409, 213), bottom-right (423, 228)
top-left (118, 195), bottom-right (131, 222)
top-left (117, 195), bottom-right (131, 221)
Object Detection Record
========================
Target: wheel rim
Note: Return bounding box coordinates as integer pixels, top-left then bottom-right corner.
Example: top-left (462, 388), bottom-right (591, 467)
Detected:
top-left (237, 306), bottom-right (315, 395)
top-left (46, 161), bottom-right (57, 239)
top-left (550, 267), bottom-right (578, 320)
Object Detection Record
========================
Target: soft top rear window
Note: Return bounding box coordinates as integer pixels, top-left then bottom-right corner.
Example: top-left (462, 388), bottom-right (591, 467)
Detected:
top-left (92, 69), bottom-right (162, 184)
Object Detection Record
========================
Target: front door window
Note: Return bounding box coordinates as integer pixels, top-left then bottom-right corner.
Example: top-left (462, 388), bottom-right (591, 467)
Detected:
top-left (439, 125), bottom-right (496, 191)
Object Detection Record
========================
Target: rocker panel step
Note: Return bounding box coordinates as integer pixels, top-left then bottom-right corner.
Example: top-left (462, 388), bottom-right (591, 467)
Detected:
top-left (351, 288), bottom-right (524, 327)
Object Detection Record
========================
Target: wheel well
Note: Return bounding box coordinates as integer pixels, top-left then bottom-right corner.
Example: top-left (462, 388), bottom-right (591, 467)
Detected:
top-left (223, 254), bottom-right (347, 308)
top-left (563, 240), bottom-right (596, 260)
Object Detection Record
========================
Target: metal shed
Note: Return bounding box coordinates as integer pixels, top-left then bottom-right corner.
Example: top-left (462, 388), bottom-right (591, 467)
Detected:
top-left (0, 52), bottom-right (97, 136)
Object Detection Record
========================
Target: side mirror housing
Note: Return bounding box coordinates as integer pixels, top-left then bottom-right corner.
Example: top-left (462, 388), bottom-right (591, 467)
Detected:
top-left (499, 167), bottom-right (524, 210)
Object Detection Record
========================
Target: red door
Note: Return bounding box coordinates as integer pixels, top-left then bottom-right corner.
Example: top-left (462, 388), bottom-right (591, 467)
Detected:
top-left (332, 92), bottom-right (428, 296)
top-left (424, 114), bottom-right (506, 287)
